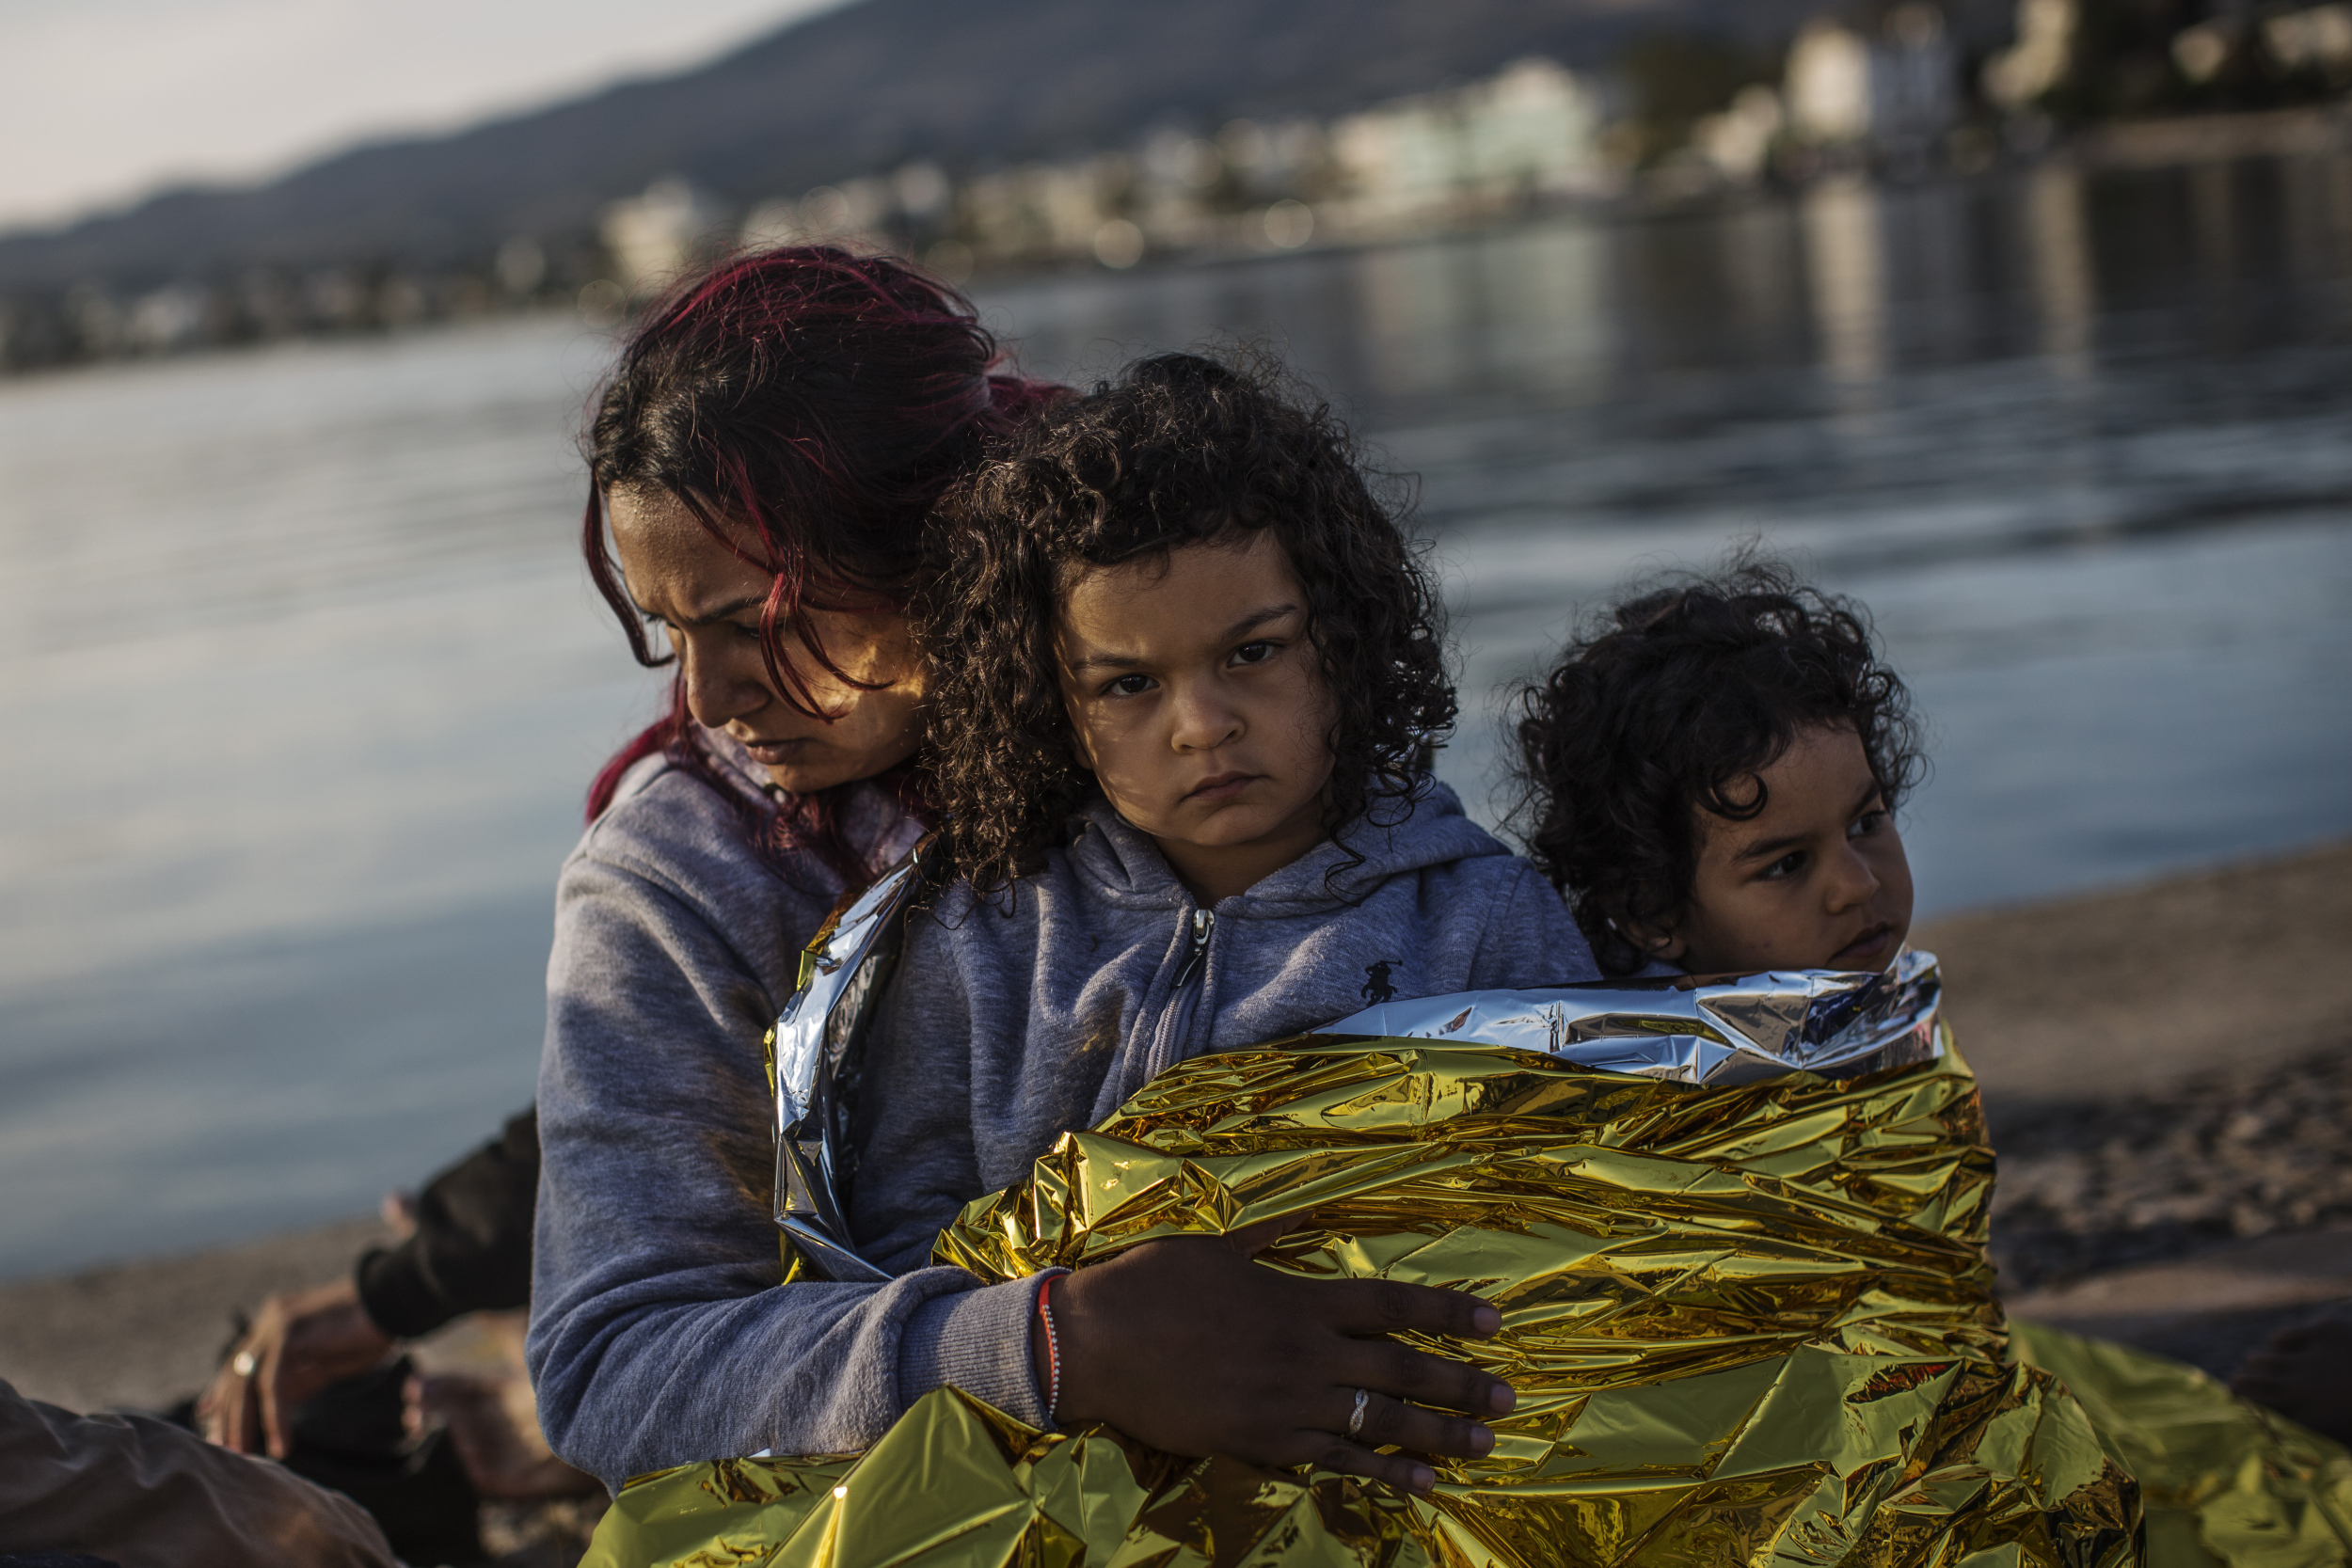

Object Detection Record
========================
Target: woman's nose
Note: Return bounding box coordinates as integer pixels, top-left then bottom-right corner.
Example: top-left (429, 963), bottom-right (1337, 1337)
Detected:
top-left (679, 636), bottom-right (769, 730)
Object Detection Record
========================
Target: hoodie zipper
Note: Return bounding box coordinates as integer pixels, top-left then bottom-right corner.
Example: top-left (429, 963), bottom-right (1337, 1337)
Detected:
top-left (1147, 907), bottom-right (1216, 1077)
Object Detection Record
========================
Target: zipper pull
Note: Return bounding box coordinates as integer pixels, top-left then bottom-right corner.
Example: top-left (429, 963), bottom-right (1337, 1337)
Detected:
top-left (1171, 908), bottom-right (1216, 990)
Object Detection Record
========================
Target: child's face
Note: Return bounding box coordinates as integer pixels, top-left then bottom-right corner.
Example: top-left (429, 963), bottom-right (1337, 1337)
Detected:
top-left (1659, 723), bottom-right (1915, 975)
top-left (1054, 531), bottom-right (1336, 904)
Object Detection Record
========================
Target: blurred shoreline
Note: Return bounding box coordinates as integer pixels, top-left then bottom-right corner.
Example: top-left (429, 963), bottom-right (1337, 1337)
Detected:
top-left (4, 836), bottom-right (2345, 1416)
top-left (8, 99), bottom-right (2348, 382)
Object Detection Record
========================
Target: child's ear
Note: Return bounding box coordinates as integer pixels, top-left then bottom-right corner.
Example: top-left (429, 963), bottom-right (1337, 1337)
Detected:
top-left (1613, 915), bottom-right (1685, 966)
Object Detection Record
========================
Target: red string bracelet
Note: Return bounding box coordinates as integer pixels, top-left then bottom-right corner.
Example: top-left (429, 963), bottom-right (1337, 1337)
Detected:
top-left (1035, 1274), bottom-right (1062, 1421)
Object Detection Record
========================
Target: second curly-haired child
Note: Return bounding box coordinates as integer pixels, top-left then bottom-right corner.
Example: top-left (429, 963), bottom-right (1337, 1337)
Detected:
top-left (1509, 559), bottom-right (1925, 978)
top-left (839, 352), bottom-right (1597, 1485)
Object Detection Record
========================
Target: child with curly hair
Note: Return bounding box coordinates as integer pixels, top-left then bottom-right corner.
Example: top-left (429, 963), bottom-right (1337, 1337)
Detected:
top-left (1509, 558), bottom-right (1926, 978)
top-left (838, 351), bottom-right (1598, 1496)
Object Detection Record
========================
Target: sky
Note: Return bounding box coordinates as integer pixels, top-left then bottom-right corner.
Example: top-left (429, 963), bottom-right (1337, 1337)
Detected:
top-left (0, 0), bottom-right (849, 234)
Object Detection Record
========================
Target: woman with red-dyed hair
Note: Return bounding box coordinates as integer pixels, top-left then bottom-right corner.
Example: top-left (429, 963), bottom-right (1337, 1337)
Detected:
top-left (199, 247), bottom-right (1059, 1519)
top-left (520, 246), bottom-right (1064, 1484)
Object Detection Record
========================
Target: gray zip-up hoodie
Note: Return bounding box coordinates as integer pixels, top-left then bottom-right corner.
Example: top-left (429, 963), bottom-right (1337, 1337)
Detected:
top-left (847, 784), bottom-right (1601, 1323)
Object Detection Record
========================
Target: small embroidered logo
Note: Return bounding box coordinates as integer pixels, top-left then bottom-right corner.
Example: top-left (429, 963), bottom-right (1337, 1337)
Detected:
top-left (1360, 959), bottom-right (1398, 1006)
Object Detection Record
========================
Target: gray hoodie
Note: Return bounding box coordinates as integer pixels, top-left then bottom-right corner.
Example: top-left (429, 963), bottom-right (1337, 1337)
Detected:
top-left (847, 784), bottom-right (1601, 1310)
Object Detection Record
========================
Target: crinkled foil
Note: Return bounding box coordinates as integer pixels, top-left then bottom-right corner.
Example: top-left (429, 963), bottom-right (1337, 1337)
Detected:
top-left (763, 835), bottom-right (940, 1284)
top-left (2013, 1322), bottom-right (2352, 1568)
top-left (591, 1020), bottom-right (2197, 1567)
top-left (1314, 948), bottom-right (1944, 1085)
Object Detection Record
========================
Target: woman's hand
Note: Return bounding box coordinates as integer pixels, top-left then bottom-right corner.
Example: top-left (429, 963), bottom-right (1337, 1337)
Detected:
top-left (200, 1278), bottom-right (395, 1457)
top-left (1044, 1218), bottom-right (1512, 1496)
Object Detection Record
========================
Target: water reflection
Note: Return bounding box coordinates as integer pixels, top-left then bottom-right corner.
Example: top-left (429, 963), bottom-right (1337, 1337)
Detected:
top-left (1804, 176), bottom-right (1889, 383)
top-left (2026, 164), bottom-right (2096, 370)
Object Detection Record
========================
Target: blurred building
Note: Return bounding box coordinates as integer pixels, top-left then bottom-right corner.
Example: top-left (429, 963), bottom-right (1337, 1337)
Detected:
top-left (2261, 5), bottom-right (2352, 82)
top-left (1327, 59), bottom-right (1612, 230)
top-left (1692, 86), bottom-right (1790, 182)
top-left (728, 55), bottom-right (1615, 274)
top-left (1984, 0), bottom-right (2079, 108)
top-left (599, 178), bottom-right (727, 295)
top-left (1787, 6), bottom-right (1962, 153)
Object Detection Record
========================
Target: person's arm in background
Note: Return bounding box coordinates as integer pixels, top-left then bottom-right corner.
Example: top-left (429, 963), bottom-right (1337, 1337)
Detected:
top-left (204, 1109), bottom-right (542, 1458)
top-left (357, 1108), bottom-right (539, 1334)
top-left (8, 1379), bottom-right (399, 1568)
top-left (524, 783), bottom-right (1044, 1490)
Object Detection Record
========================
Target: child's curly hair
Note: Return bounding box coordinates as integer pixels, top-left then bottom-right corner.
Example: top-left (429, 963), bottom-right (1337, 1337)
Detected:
top-left (920, 349), bottom-right (1454, 897)
top-left (1509, 560), bottom-right (1926, 975)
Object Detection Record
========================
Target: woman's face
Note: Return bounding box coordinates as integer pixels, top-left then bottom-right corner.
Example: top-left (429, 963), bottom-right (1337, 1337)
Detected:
top-left (607, 483), bottom-right (927, 796)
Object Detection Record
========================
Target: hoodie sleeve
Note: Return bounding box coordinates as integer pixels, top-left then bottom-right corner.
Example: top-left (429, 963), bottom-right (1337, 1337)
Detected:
top-left (525, 785), bottom-right (1040, 1489)
top-left (1468, 861), bottom-right (1603, 989)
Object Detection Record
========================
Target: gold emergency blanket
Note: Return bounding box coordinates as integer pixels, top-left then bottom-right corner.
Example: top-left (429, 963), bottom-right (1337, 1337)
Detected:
top-left (582, 1037), bottom-right (2344, 1568)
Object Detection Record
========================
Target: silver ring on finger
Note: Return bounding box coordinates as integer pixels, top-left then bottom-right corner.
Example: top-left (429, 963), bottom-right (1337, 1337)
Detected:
top-left (230, 1350), bottom-right (258, 1379)
top-left (1347, 1387), bottom-right (1371, 1438)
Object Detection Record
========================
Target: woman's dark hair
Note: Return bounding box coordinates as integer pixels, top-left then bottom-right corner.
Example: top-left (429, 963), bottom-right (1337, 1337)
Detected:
top-left (580, 245), bottom-right (1061, 884)
top-left (1509, 559), bottom-right (1926, 976)
top-left (921, 349), bottom-right (1454, 897)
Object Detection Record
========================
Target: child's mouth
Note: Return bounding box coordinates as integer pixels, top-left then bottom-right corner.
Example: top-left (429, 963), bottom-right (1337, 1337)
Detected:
top-left (1830, 924), bottom-right (1897, 970)
top-left (1185, 771), bottom-right (1258, 802)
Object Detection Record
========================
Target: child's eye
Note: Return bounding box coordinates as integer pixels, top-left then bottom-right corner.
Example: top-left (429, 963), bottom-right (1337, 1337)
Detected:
top-left (1760, 851), bottom-right (1805, 881)
top-left (1104, 673), bottom-right (1155, 698)
top-left (1848, 809), bottom-right (1887, 840)
top-left (1230, 641), bottom-right (1278, 667)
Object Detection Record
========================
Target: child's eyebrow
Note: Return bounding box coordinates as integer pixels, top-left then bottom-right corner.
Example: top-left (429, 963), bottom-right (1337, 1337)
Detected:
top-left (1726, 780), bottom-right (1883, 863)
top-left (1216, 601), bottom-right (1299, 643)
top-left (1729, 830), bottom-right (1809, 865)
top-left (1062, 602), bottom-right (1299, 673)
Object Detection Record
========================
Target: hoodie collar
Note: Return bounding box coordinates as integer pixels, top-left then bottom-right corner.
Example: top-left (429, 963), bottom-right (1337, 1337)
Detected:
top-left (1066, 781), bottom-right (1502, 915)
top-left (700, 727), bottom-right (786, 812)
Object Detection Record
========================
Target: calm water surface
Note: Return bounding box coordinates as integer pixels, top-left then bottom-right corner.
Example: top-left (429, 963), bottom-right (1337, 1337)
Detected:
top-left (4, 157), bottom-right (2348, 1278)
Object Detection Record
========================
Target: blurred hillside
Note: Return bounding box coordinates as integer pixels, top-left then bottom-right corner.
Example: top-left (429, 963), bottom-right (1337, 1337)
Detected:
top-left (0, 0), bottom-right (2012, 297)
top-left (4, 0), bottom-right (2345, 373)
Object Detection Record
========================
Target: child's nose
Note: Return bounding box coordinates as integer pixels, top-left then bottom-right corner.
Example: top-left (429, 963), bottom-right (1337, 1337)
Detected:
top-left (1826, 844), bottom-right (1883, 911)
top-left (1168, 684), bottom-right (1242, 751)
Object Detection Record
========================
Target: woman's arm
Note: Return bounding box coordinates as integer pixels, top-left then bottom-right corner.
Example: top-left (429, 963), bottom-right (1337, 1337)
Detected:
top-left (524, 790), bottom-right (1037, 1488)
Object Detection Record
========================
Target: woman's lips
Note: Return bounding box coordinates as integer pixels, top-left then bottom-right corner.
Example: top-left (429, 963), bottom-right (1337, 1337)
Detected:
top-left (1185, 771), bottom-right (1258, 802)
top-left (741, 736), bottom-right (812, 765)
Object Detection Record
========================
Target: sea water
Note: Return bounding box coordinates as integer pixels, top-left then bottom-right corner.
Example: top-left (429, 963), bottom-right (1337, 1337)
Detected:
top-left (2, 156), bottom-right (2347, 1279)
